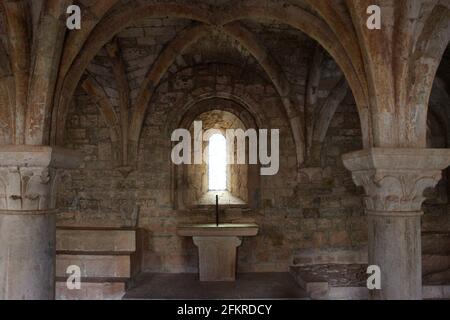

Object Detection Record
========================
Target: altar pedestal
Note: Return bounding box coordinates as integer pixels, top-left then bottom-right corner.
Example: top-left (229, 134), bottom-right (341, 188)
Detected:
top-left (177, 224), bottom-right (259, 281)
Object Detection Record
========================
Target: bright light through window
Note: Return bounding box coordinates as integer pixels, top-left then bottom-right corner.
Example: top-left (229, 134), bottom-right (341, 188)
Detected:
top-left (208, 134), bottom-right (227, 191)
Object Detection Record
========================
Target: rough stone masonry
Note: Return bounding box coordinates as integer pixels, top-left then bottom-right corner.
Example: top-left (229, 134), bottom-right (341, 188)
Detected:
top-left (0, 0), bottom-right (449, 300)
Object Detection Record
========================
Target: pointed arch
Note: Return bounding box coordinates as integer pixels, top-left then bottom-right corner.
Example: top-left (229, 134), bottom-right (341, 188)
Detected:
top-left (408, 6), bottom-right (450, 147)
top-left (25, 0), bottom-right (70, 145)
top-left (2, 0), bottom-right (30, 144)
top-left (127, 23), bottom-right (212, 149)
top-left (0, 39), bottom-right (14, 143)
top-left (223, 21), bottom-right (305, 166)
top-left (51, 0), bottom-right (372, 151)
top-left (52, 2), bottom-right (213, 146)
top-left (81, 76), bottom-right (121, 163)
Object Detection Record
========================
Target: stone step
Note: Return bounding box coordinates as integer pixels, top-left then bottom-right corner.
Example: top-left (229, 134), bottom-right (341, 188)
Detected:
top-left (423, 269), bottom-right (450, 285)
top-left (56, 254), bottom-right (131, 279)
top-left (422, 254), bottom-right (450, 275)
top-left (289, 264), bottom-right (367, 299)
top-left (56, 228), bottom-right (136, 253)
top-left (423, 285), bottom-right (450, 299)
top-left (55, 281), bottom-right (126, 300)
top-left (422, 232), bottom-right (450, 255)
top-left (55, 227), bottom-right (145, 300)
top-left (423, 253), bottom-right (450, 285)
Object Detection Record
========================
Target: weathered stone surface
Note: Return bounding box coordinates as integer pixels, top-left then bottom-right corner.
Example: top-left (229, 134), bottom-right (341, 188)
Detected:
top-left (343, 148), bottom-right (450, 300)
top-left (56, 254), bottom-right (131, 279)
top-left (0, 0), bottom-right (449, 300)
top-left (193, 236), bottom-right (243, 282)
top-left (178, 224), bottom-right (258, 281)
top-left (60, 61), bottom-right (366, 277)
top-left (0, 146), bottom-right (81, 300)
top-left (56, 281), bottom-right (126, 300)
top-left (343, 148), bottom-right (450, 212)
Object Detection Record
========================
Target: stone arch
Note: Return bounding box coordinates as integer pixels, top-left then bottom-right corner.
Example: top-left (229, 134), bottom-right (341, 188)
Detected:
top-left (81, 76), bottom-right (122, 164)
top-left (51, 2), bottom-right (213, 145)
top-left (0, 40), bottom-right (14, 144)
top-left (57, 0), bottom-right (119, 84)
top-left (408, 7), bottom-right (450, 147)
top-left (129, 60), bottom-right (273, 162)
top-left (342, 1), bottom-right (450, 148)
top-left (2, 0), bottom-right (30, 145)
top-left (172, 94), bottom-right (263, 134)
top-left (128, 20), bottom-right (303, 169)
top-left (51, 0), bottom-right (371, 154)
top-left (300, 0), bottom-right (366, 91)
top-left (163, 65), bottom-right (270, 139)
top-left (52, 0), bottom-right (120, 144)
top-left (24, 0), bottom-right (69, 145)
top-left (305, 44), bottom-right (325, 160)
top-left (170, 96), bottom-right (262, 210)
top-left (1, 0), bottom-right (73, 145)
top-left (61, 19), bottom-right (305, 170)
top-left (222, 22), bottom-right (305, 168)
top-left (309, 77), bottom-right (349, 165)
top-left (127, 23), bottom-right (212, 150)
top-left (304, 45), bottom-right (354, 166)
top-left (218, 0), bottom-right (371, 146)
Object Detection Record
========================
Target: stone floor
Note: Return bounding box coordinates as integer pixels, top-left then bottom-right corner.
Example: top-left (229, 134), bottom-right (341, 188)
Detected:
top-left (123, 273), bottom-right (308, 300)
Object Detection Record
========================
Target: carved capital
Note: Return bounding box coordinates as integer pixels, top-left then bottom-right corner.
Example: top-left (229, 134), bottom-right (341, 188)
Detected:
top-left (0, 146), bottom-right (81, 211)
top-left (343, 148), bottom-right (450, 212)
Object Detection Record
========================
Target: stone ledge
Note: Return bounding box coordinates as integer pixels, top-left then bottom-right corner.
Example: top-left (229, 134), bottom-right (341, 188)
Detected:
top-left (55, 281), bottom-right (126, 300)
top-left (423, 285), bottom-right (450, 299)
top-left (342, 148), bottom-right (450, 172)
top-left (56, 228), bottom-right (136, 253)
top-left (292, 247), bottom-right (368, 266)
top-left (56, 254), bottom-right (132, 278)
top-left (0, 145), bottom-right (82, 169)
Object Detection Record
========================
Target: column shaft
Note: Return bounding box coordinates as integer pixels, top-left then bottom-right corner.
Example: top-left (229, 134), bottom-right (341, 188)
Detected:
top-left (368, 213), bottom-right (421, 299)
top-left (0, 211), bottom-right (56, 299)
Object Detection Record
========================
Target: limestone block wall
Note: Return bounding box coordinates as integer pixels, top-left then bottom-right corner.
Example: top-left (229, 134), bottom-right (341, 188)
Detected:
top-left (57, 58), bottom-right (371, 273)
top-left (55, 17), bottom-right (449, 273)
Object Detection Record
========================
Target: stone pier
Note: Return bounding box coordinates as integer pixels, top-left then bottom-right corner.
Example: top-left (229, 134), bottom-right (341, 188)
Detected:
top-left (343, 148), bottom-right (450, 300)
top-left (0, 146), bottom-right (81, 300)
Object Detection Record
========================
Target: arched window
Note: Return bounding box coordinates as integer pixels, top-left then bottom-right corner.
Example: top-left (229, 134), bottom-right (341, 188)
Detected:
top-left (208, 134), bottom-right (227, 191)
top-left (176, 109), bottom-right (258, 208)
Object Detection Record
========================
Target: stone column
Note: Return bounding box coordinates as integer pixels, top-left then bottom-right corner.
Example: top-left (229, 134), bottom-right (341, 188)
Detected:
top-left (0, 145), bottom-right (81, 300)
top-left (343, 148), bottom-right (450, 300)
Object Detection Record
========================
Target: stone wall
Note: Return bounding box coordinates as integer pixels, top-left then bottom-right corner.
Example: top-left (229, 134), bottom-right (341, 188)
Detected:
top-left (55, 18), bottom-right (448, 274)
top-left (58, 59), bottom-right (369, 273)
